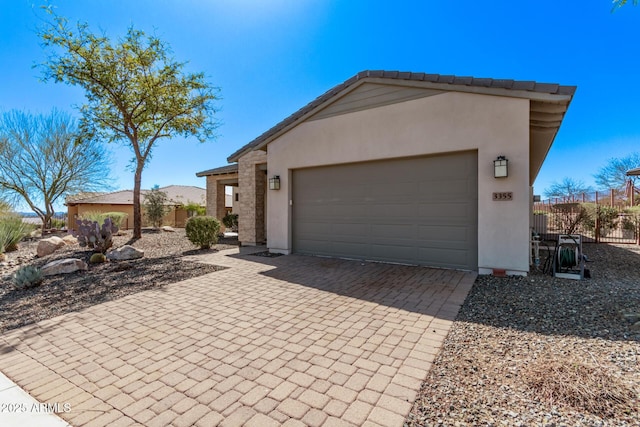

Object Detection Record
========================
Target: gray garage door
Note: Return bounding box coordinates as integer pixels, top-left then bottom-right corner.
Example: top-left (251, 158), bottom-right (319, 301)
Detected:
top-left (292, 151), bottom-right (478, 270)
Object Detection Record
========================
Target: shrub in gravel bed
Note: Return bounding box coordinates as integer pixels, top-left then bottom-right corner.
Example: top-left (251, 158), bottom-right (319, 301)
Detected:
top-left (185, 216), bottom-right (220, 249)
top-left (523, 357), bottom-right (636, 418)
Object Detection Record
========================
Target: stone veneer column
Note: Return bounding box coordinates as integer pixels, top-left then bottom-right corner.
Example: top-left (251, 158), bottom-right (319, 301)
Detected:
top-left (238, 150), bottom-right (267, 245)
top-left (205, 176), bottom-right (228, 230)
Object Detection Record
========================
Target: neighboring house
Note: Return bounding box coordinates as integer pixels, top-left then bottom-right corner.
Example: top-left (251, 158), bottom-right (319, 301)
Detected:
top-left (197, 70), bottom-right (576, 275)
top-left (66, 185), bottom-right (206, 229)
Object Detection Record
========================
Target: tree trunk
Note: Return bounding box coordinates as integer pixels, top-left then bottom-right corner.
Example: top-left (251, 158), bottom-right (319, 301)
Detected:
top-left (133, 164), bottom-right (144, 239)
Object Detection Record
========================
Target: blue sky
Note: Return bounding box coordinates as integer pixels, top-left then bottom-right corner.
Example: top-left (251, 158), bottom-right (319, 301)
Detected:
top-left (1, 1), bottom-right (638, 211)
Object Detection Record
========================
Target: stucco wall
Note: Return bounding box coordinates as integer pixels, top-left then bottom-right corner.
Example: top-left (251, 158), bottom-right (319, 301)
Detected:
top-left (266, 91), bottom-right (531, 274)
top-left (69, 204), bottom-right (187, 229)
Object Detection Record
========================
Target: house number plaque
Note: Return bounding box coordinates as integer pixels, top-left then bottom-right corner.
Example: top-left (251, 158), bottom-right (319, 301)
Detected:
top-left (492, 192), bottom-right (513, 201)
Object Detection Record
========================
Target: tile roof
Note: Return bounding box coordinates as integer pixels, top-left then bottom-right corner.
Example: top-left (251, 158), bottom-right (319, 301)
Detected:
top-left (66, 185), bottom-right (205, 206)
top-left (227, 70), bottom-right (577, 162)
top-left (195, 163), bottom-right (239, 177)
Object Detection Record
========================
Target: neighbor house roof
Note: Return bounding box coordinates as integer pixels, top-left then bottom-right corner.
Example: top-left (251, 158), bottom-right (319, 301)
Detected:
top-left (66, 185), bottom-right (205, 206)
top-left (195, 164), bottom-right (238, 177)
top-left (226, 70), bottom-right (576, 184)
top-left (627, 167), bottom-right (640, 176)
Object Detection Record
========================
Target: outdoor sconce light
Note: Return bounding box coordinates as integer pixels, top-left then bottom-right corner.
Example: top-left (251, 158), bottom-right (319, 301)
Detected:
top-left (269, 175), bottom-right (281, 190)
top-left (494, 156), bottom-right (508, 178)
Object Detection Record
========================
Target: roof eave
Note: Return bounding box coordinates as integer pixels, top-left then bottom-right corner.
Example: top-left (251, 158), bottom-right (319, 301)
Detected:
top-left (227, 71), bottom-right (576, 163)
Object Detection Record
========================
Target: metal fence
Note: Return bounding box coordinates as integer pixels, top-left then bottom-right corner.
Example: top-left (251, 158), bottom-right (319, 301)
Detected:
top-left (533, 189), bottom-right (639, 244)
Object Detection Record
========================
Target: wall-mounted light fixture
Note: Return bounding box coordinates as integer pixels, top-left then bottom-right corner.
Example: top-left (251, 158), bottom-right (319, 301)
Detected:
top-left (269, 175), bottom-right (281, 190)
top-left (494, 156), bottom-right (508, 178)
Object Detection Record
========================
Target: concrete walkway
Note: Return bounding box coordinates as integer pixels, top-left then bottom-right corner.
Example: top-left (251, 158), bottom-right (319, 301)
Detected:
top-left (0, 248), bottom-right (475, 426)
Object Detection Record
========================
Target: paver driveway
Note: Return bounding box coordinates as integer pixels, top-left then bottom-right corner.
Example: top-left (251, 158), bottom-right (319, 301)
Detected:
top-left (0, 248), bottom-right (475, 427)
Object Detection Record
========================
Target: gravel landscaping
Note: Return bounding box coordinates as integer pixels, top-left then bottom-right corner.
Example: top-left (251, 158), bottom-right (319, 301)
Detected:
top-left (407, 242), bottom-right (640, 426)
top-left (0, 228), bottom-right (235, 333)
top-left (2, 229), bottom-right (639, 425)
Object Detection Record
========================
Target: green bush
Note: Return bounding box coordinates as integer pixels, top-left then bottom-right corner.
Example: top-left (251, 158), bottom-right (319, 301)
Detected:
top-left (144, 186), bottom-right (170, 228)
top-left (103, 212), bottom-right (128, 229)
top-left (80, 211), bottom-right (128, 230)
top-left (0, 214), bottom-right (29, 254)
top-left (622, 206), bottom-right (640, 233)
top-left (184, 202), bottom-right (206, 217)
top-left (222, 213), bottom-right (238, 230)
top-left (50, 217), bottom-right (66, 229)
top-left (185, 216), bottom-right (220, 249)
top-left (80, 210), bottom-right (108, 223)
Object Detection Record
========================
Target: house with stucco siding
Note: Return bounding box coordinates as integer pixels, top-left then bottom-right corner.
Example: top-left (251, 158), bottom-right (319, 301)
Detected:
top-left (197, 70), bottom-right (575, 275)
top-left (66, 185), bottom-right (206, 230)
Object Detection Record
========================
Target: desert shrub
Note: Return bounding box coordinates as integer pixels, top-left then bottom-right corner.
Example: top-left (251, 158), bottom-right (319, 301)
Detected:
top-left (144, 186), bottom-right (170, 228)
top-left (582, 204), bottom-right (620, 236)
top-left (621, 206), bottom-right (640, 233)
top-left (103, 212), bottom-right (128, 229)
top-left (50, 217), bottom-right (66, 229)
top-left (184, 202), bottom-right (206, 217)
top-left (0, 214), bottom-right (29, 253)
top-left (80, 210), bottom-right (108, 223)
top-left (523, 358), bottom-right (637, 418)
top-left (12, 265), bottom-right (44, 290)
top-left (185, 216), bottom-right (220, 249)
top-left (222, 213), bottom-right (238, 230)
top-left (551, 203), bottom-right (591, 234)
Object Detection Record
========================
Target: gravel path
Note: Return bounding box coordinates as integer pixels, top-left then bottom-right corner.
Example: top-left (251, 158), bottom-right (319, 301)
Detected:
top-left (0, 228), bottom-right (236, 333)
top-left (407, 243), bottom-right (640, 426)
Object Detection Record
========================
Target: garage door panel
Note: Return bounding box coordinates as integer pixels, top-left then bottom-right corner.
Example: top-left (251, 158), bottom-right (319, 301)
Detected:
top-left (418, 202), bottom-right (472, 219)
top-left (371, 224), bottom-right (416, 239)
top-left (370, 244), bottom-right (417, 262)
top-left (331, 223), bottom-right (369, 236)
top-left (293, 152), bottom-right (478, 270)
top-left (417, 178), bottom-right (469, 197)
top-left (417, 247), bottom-right (469, 269)
top-left (418, 225), bottom-right (469, 241)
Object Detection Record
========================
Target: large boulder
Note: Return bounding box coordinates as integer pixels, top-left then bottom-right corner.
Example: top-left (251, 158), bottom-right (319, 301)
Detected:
top-left (37, 236), bottom-right (66, 257)
top-left (162, 226), bottom-right (175, 232)
top-left (107, 245), bottom-right (144, 261)
top-left (41, 258), bottom-right (88, 276)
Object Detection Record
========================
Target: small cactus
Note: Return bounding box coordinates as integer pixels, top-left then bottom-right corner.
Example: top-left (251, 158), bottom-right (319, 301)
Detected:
top-left (12, 265), bottom-right (44, 290)
top-left (72, 217), bottom-right (118, 253)
top-left (89, 253), bottom-right (107, 264)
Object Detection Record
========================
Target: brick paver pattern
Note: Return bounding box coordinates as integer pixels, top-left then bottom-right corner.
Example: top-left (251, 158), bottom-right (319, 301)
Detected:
top-left (0, 248), bottom-right (475, 426)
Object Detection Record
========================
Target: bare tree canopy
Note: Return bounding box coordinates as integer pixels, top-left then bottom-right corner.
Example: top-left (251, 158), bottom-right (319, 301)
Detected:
top-left (38, 8), bottom-right (219, 239)
top-left (594, 153), bottom-right (640, 190)
top-left (0, 109), bottom-right (112, 228)
top-left (544, 177), bottom-right (593, 199)
top-left (613, 0), bottom-right (638, 10)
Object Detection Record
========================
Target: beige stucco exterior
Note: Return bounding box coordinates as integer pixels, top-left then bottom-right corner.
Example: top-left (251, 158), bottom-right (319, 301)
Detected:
top-left (67, 203), bottom-right (190, 230)
top-left (264, 92), bottom-right (531, 274)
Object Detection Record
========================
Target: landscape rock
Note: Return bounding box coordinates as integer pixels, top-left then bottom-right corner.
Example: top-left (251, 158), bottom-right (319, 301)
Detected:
top-left (41, 258), bottom-right (88, 276)
top-left (162, 226), bottom-right (175, 232)
top-left (107, 245), bottom-right (144, 261)
top-left (62, 234), bottom-right (78, 245)
top-left (36, 236), bottom-right (66, 257)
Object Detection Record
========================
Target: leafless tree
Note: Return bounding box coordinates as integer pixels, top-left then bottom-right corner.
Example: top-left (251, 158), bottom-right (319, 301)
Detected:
top-left (0, 109), bottom-right (112, 228)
